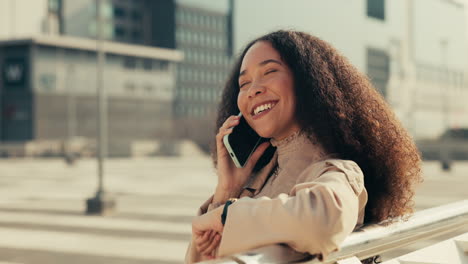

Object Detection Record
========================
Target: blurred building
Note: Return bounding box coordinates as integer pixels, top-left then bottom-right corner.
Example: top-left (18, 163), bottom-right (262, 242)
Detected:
top-left (0, 0), bottom-right (233, 153)
top-left (172, 1), bottom-right (233, 150)
top-left (234, 0), bottom-right (468, 140)
top-left (0, 35), bottom-right (182, 156)
top-left (11, 1), bottom-right (465, 147)
top-left (63, 0), bottom-right (234, 150)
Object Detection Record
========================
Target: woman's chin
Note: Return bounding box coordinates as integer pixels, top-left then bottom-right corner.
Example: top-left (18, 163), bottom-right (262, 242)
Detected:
top-left (255, 129), bottom-right (274, 139)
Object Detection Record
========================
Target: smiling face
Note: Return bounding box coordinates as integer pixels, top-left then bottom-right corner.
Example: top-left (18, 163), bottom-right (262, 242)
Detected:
top-left (237, 41), bottom-right (300, 140)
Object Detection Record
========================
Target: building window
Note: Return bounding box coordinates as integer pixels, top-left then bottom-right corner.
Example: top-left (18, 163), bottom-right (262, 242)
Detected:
top-left (115, 26), bottom-right (125, 38)
top-left (143, 59), bottom-right (152, 70)
top-left (114, 6), bottom-right (126, 18)
top-left (187, 12), bottom-right (193, 24)
top-left (367, 47), bottom-right (389, 98)
top-left (177, 10), bottom-right (183, 23)
top-left (131, 29), bottom-right (141, 41)
top-left (219, 20), bottom-right (225, 31)
top-left (123, 57), bottom-right (136, 69)
top-left (176, 30), bottom-right (182, 43)
top-left (367, 0), bottom-right (385, 20)
top-left (131, 10), bottom-right (141, 22)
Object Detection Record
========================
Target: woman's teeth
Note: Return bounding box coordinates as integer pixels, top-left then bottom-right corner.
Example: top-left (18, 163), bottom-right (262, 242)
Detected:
top-left (254, 103), bottom-right (275, 116)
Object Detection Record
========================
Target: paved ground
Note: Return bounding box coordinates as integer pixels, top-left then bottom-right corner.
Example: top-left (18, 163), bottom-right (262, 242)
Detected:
top-left (0, 157), bottom-right (466, 263)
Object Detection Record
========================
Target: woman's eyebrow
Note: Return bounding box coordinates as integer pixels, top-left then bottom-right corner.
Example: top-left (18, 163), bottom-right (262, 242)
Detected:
top-left (239, 59), bottom-right (283, 78)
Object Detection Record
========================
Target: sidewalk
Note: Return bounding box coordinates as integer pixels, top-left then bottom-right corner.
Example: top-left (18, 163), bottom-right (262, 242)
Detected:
top-left (0, 156), bottom-right (216, 264)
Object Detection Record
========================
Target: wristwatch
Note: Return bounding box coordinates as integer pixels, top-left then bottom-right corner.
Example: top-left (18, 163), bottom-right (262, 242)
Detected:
top-left (221, 198), bottom-right (237, 225)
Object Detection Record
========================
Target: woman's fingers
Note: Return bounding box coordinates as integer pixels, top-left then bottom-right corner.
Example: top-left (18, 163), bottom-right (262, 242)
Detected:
top-left (221, 115), bottom-right (241, 130)
top-left (196, 230), bottom-right (217, 252)
top-left (196, 230), bottom-right (210, 242)
top-left (201, 233), bottom-right (221, 256)
top-left (218, 116), bottom-right (240, 136)
top-left (195, 230), bottom-right (211, 251)
top-left (216, 115), bottom-right (241, 153)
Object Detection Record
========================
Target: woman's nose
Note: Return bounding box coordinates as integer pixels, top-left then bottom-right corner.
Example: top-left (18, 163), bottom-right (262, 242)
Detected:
top-left (247, 82), bottom-right (265, 98)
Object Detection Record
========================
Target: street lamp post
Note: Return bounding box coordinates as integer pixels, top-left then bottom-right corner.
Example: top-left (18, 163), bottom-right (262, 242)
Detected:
top-left (86, 0), bottom-right (116, 215)
top-left (64, 64), bottom-right (77, 165)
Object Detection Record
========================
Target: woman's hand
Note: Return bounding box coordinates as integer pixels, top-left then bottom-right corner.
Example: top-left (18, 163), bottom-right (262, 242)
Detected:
top-left (214, 115), bottom-right (270, 203)
top-left (192, 206), bottom-right (224, 258)
top-left (194, 230), bottom-right (221, 259)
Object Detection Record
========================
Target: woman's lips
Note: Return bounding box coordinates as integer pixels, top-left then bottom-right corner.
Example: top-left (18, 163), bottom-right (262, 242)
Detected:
top-left (251, 103), bottom-right (276, 120)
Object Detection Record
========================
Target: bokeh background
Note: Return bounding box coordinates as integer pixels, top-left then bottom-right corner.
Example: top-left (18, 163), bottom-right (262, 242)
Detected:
top-left (0, 0), bottom-right (467, 263)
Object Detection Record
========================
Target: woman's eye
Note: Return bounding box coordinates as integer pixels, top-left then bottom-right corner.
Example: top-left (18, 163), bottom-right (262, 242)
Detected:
top-left (265, 69), bottom-right (277, 75)
top-left (239, 82), bottom-right (250, 88)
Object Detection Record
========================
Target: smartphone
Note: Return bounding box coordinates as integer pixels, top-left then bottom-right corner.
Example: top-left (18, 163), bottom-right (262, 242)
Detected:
top-left (223, 112), bottom-right (269, 168)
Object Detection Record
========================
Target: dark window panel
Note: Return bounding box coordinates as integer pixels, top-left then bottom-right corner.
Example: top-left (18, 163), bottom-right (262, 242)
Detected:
top-left (131, 10), bottom-right (141, 21)
top-left (143, 59), bottom-right (152, 70)
top-left (123, 57), bottom-right (136, 69)
top-left (367, 0), bottom-right (385, 20)
top-left (114, 26), bottom-right (125, 37)
top-left (114, 6), bottom-right (126, 18)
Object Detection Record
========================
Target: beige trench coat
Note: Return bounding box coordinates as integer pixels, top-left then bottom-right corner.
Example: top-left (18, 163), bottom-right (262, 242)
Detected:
top-left (185, 158), bottom-right (368, 263)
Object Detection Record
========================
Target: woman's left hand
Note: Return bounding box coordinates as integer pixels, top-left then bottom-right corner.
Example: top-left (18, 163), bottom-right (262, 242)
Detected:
top-left (195, 230), bottom-right (221, 259)
top-left (192, 206), bottom-right (224, 257)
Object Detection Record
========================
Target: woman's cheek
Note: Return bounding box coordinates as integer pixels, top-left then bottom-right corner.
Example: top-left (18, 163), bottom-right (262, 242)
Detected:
top-left (237, 91), bottom-right (248, 113)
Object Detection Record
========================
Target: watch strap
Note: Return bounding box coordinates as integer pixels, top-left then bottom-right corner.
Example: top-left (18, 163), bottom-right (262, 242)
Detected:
top-left (221, 198), bottom-right (237, 226)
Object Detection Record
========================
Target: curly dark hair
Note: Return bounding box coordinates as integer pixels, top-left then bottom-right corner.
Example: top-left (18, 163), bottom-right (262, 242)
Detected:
top-left (213, 30), bottom-right (422, 223)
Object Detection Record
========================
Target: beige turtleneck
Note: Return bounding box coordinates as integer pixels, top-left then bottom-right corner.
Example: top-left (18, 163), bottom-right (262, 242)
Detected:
top-left (185, 131), bottom-right (368, 263)
top-left (256, 131), bottom-right (329, 198)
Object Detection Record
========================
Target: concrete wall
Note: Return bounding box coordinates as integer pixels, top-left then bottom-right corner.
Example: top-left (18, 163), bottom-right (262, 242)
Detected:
top-left (233, 0), bottom-right (466, 72)
top-left (0, 0), bottom-right (52, 39)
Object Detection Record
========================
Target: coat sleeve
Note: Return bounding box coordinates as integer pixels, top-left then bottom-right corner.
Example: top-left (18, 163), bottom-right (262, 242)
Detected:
top-left (217, 159), bottom-right (368, 260)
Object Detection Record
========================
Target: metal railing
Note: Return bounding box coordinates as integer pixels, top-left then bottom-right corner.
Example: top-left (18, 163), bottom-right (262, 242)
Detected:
top-left (202, 200), bottom-right (468, 264)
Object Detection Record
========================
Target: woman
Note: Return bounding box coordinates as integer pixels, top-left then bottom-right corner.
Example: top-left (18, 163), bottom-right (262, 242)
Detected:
top-left (185, 30), bottom-right (422, 263)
